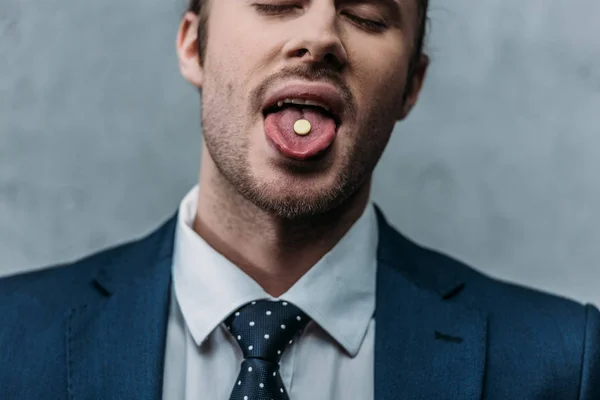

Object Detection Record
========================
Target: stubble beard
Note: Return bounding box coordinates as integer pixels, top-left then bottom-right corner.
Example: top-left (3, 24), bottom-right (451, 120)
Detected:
top-left (200, 74), bottom-right (399, 221)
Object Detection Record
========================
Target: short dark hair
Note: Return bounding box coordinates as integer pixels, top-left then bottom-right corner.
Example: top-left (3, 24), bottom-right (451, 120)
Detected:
top-left (187, 0), bottom-right (429, 70)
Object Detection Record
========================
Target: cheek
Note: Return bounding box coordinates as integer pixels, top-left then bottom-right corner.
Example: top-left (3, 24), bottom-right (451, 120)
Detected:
top-left (204, 28), bottom-right (269, 101)
top-left (203, 14), bottom-right (249, 80)
top-left (207, 9), bottom-right (271, 64)
top-left (354, 59), bottom-right (409, 124)
top-left (353, 36), bottom-right (410, 91)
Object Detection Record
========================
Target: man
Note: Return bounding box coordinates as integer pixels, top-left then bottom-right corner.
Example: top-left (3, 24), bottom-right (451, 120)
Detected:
top-left (1, 0), bottom-right (598, 398)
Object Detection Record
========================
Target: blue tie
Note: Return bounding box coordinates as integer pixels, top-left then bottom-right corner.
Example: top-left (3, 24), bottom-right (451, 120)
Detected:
top-left (224, 300), bottom-right (310, 400)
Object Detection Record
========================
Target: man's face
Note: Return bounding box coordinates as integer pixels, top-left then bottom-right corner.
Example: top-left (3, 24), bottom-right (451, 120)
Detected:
top-left (178, 0), bottom-right (427, 219)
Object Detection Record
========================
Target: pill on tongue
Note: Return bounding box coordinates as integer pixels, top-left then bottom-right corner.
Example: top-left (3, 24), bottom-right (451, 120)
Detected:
top-left (293, 119), bottom-right (311, 136)
top-left (264, 107), bottom-right (336, 160)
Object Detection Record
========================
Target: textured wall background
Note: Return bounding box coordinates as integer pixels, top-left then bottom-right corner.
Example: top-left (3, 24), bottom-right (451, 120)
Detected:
top-left (1, 0), bottom-right (599, 306)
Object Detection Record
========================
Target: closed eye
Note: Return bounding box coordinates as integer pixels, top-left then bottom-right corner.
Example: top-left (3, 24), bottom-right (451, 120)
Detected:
top-left (252, 3), bottom-right (388, 32)
top-left (343, 12), bottom-right (387, 32)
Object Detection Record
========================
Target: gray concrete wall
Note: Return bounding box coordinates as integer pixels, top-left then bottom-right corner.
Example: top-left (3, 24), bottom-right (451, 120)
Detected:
top-left (1, 0), bottom-right (599, 306)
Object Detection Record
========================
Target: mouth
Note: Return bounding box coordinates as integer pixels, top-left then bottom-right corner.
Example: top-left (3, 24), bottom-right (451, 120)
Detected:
top-left (261, 82), bottom-right (344, 161)
top-left (261, 82), bottom-right (343, 125)
top-left (262, 98), bottom-right (341, 127)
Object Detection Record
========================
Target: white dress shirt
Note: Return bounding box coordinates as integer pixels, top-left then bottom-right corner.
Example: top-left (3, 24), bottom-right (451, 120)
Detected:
top-left (162, 185), bottom-right (378, 400)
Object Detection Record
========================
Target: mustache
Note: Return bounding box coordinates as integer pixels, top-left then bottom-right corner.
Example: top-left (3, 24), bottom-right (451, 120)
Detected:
top-left (251, 65), bottom-right (356, 116)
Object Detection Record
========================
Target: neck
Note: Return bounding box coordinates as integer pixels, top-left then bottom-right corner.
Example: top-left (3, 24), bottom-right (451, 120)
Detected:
top-left (194, 148), bottom-right (371, 297)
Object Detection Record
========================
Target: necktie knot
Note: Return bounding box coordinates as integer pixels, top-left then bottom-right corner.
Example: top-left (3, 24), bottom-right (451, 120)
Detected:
top-left (225, 300), bottom-right (310, 363)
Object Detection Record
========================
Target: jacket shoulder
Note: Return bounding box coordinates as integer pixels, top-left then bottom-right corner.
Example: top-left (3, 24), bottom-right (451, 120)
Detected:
top-left (421, 242), bottom-right (591, 318)
top-left (419, 241), bottom-right (600, 397)
top-left (375, 207), bottom-right (591, 318)
top-left (0, 213), bottom-right (177, 312)
top-left (378, 213), bottom-right (599, 397)
top-left (0, 240), bottom-right (134, 311)
top-left (375, 206), bottom-right (594, 345)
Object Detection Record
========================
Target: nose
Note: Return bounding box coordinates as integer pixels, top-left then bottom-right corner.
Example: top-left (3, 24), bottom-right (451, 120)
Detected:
top-left (282, 6), bottom-right (347, 70)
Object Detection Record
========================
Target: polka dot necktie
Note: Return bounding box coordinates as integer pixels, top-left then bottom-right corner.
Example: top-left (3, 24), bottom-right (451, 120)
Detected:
top-left (224, 300), bottom-right (310, 400)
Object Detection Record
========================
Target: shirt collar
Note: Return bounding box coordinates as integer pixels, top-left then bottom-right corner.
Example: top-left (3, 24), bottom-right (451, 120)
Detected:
top-left (172, 185), bottom-right (378, 357)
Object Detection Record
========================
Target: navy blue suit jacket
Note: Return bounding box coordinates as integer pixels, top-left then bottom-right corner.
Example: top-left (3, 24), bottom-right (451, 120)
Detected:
top-left (1, 208), bottom-right (599, 399)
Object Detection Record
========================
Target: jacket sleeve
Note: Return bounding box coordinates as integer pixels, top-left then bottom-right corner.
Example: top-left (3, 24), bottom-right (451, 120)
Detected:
top-left (579, 304), bottom-right (600, 399)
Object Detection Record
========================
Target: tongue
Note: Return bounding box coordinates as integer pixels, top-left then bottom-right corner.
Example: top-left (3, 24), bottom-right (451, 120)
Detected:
top-left (264, 107), bottom-right (336, 160)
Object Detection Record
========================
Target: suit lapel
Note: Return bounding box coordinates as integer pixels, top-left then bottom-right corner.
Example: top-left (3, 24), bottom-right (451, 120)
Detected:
top-left (66, 217), bottom-right (176, 400)
top-left (374, 208), bottom-right (487, 400)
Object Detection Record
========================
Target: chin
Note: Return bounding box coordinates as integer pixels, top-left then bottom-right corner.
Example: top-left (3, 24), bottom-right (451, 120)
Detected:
top-left (243, 180), bottom-right (347, 219)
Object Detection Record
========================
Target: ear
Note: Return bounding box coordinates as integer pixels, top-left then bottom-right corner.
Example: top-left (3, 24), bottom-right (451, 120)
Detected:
top-left (396, 54), bottom-right (429, 121)
top-left (176, 12), bottom-right (204, 88)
